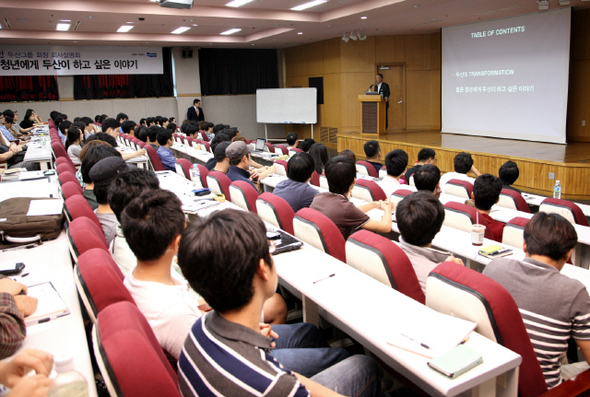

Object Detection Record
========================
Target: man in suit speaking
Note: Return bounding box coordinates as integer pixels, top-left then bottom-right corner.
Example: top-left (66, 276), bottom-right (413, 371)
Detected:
top-left (187, 98), bottom-right (205, 123)
top-left (374, 73), bottom-right (390, 128)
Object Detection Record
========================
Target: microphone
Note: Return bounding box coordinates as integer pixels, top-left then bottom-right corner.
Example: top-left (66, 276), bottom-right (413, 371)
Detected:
top-left (368, 83), bottom-right (375, 90)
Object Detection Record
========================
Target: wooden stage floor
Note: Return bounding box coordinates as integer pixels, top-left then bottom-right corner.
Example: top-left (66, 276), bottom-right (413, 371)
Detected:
top-left (337, 130), bottom-right (590, 199)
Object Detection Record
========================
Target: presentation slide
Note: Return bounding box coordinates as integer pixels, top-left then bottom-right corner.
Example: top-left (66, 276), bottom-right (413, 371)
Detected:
top-left (441, 8), bottom-right (571, 144)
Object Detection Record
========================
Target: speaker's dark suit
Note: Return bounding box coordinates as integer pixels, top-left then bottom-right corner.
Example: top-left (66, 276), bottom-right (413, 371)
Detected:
top-left (375, 83), bottom-right (390, 128)
top-left (187, 106), bottom-right (205, 122)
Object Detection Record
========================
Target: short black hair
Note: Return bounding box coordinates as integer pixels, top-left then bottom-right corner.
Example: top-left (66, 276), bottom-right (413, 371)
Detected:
top-left (108, 168), bottom-right (160, 222)
top-left (201, 121), bottom-right (214, 131)
top-left (86, 132), bottom-right (118, 147)
top-left (115, 113), bottom-right (128, 123)
top-left (137, 127), bottom-right (148, 142)
top-left (139, 118), bottom-right (147, 126)
top-left (185, 124), bottom-right (198, 138)
top-left (309, 143), bottom-right (329, 175)
top-left (300, 138), bottom-right (315, 153)
top-left (121, 120), bottom-right (136, 134)
top-left (417, 148), bottom-right (436, 162)
top-left (454, 152), bottom-right (474, 174)
top-left (287, 152), bottom-right (315, 183)
top-left (339, 149), bottom-right (356, 163)
top-left (499, 161), bottom-right (519, 185)
top-left (210, 133), bottom-right (231, 154)
top-left (156, 129), bottom-right (172, 146)
top-left (147, 125), bottom-right (160, 143)
top-left (80, 117), bottom-right (93, 126)
top-left (414, 164), bottom-right (441, 193)
top-left (193, 98), bottom-right (201, 105)
top-left (363, 140), bottom-right (380, 159)
top-left (146, 117), bottom-right (155, 126)
top-left (473, 173), bottom-right (502, 211)
top-left (167, 122), bottom-right (177, 132)
top-left (50, 111), bottom-right (61, 121)
top-left (524, 212), bottom-right (577, 261)
top-left (286, 132), bottom-right (298, 146)
top-left (325, 155), bottom-right (356, 195)
top-left (2, 109), bottom-right (14, 118)
top-left (397, 191), bottom-right (445, 246)
top-left (385, 149), bottom-right (408, 177)
top-left (122, 189), bottom-right (186, 262)
top-left (101, 118), bottom-right (120, 133)
top-left (213, 124), bottom-right (225, 134)
top-left (80, 145), bottom-right (121, 184)
top-left (178, 209), bottom-right (271, 313)
top-left (58, 120), bottom-right (72, 134)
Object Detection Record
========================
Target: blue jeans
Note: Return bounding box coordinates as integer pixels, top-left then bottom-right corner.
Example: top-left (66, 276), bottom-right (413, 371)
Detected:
top-left (270, 323), bottom-right (350, 377)
top-left (311, 355), bottom-right (382, 397)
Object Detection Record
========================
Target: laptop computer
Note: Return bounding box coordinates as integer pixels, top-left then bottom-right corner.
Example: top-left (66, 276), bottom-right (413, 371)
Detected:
top-left (254, 138), bottom-right (266, 152)
top-left (267, 228), bottom-right (303, 255)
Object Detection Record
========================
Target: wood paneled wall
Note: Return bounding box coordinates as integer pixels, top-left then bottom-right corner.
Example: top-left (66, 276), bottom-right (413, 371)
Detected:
top-left (568, 8), bottom-right (590, 142)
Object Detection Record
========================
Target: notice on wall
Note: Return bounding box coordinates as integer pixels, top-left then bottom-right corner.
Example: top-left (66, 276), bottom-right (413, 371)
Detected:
top-left (0, 45), bottom-right (163, 76)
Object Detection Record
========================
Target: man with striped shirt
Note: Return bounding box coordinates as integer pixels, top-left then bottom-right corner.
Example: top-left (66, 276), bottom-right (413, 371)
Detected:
top-left (483, 212), bottom-right (590, 388)
top-left (177, 209), bottom-right (382, 397)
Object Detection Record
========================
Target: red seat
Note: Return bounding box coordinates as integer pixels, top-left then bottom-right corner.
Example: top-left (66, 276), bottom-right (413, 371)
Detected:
top-left (356, 160), bottom-right (379, 177)
top-left (390, 188), bottom-right (414, 206)
top-left (55, 157), bottom-right (75, 170)
top-left (498, 188), bottom-right (531, 213)
top-left (290, 148), bottom-right (302, 154)
top-left (52, 142), bottom-right (71, 163)
top-left (94, 302), bottom-right (181, 397)
top-left (64, 194), bottom-right (103, 230)
top-left (275, 144), bottom-right (288, 155)
top-left (501, 216), bottom-right (530, 249)
top-left (201, 141), bottom-right (211, 152)
top-left (175, 158), bottom-right (192, 180)
top-left (347, 230), bottom-right (424, 304)
top-left (352, 179), bottom-right (386, 202)
top-left (195, 164), bottom-right (209, 188)
top-left (229, 181), bottom-right (259, 213)
top-left (206, 171), bottom-right (232, 201)
top-left (144, 144), bottom-right (165, 172)
top-left (540, 198), bottom-right (589, 226)
top-left (61, 181), bottom-right (83, 200)
top-left (444, 179), bottom-right (473, 199)
top-left (256, 193), bottom-right (295, 235)
top-left (443, 201), bottom-right (495, 240)
top-left (293, 208), bottom-right (346, 262)
top-left (55, 161), bottom-right (76, 174)
top-left (58, 171), bottom-right (79, 187)
top-left (310, 170), bottom-right (320, 187)
top-left (274, 159), bottom-right (288, 176)
top-left (264, 142), bottom-right (275, 153)
top-left (66, 216), bottom-right (109, 262)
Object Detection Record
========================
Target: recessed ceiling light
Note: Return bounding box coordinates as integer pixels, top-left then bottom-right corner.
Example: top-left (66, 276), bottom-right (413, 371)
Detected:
top-left (87, 16), bottom-right (95, 19)
top-left (291, 0), bottom-right (327, 11)
top-left (117, 25), bottom-right (134, 33)
top-left (226, 0), bottom-right (255, 7)
top-left (220, 28), bottom-right (241, 35)
top-left (56, 23), bottom-right (71, 31)
top-left (192, 24), bottom-right (198, 26)
top-left (60, 19), bottom-right (71, 22)
top-left (149, 0), bottom-right (159, 2)
top-left (171, 26), bottom-right (190, 34)
top-left (360, 16), bottom-right (367, 19)
top-left (413, 4), bottom-right (420, 7)
top-left (297, 32), bottom-right (303, 35)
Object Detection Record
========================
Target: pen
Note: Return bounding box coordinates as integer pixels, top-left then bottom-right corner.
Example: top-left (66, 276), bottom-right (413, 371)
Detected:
top-left (313, 273), bottom-right (335, 284)
top-left (401, 333), bottom-right (431, 350)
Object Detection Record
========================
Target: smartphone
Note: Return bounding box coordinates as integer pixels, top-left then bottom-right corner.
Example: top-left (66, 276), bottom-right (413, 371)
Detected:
top-left (192, 188), bottom-right (210, 196)
top-left (0, 262), bottom-right (25, 276)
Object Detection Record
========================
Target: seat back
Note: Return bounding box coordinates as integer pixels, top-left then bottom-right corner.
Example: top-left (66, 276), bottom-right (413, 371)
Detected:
top-left (444, 179), bottom-right (473, 199)
top-left (229, 181), bottom-right (259, 213)
top-left (310, 170), bottom-right (320, 187)
top-left (497, 189), bottom-right (531, 213)
top-left (256, 193), bottom-right (295, 235)
top-left (93, 301), bottom-right (180, 397)
top-left (264, 142), bottom-right (275, 153)
top-left (206, 171), bottom-right (232, 201)
top-left (175, 158), bottom-right (192, 180)
top-left (275, 144), bottom-right (289, 155)
top-left (64, 194), bottom-right (103, 229)
top-left (201, 141), bottom-right (211, 152)
top-left (347, 230), bottom-right (424, 304)
top-left (274, 159), bottom-right (288, 177)
top-left (60, 181), bottom-right (83, 200)
top-left (539, 198), bottom-right (589, 226)
top-left (75, 248), bottom-right (131, 323)
top-left (356, 161), bottom-right (378, 177)
top-left (66, 216), bottom-right (109, 262)
top-left (51, 142), bottom-right (69, 161)
top-left (144, 144), bottom-right (165, 172)
top-left (390, 189), bottom-right (414, 207)
top-left (58, 171), bottom-right (79, 187)
top-left (293, 208), bottom-right (346, 262)
top-left (56, 162), bottom-right (76, 175)
top-left (55, 157), bottom-right (76, 171)
top-left (501, 217), bottom-right (529, 249)
top-left (443, 201), bottom-right (494, 240)
top-left (426, 262), bottom-right (547, 397)
top-left (351, 179), bottom-right (386, 202)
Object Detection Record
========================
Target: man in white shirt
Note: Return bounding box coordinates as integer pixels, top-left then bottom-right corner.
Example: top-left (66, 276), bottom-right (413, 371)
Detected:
top-left (378, 149), bottom-right (408, 198)
top-left (439, 151), bottom-right (481, 191)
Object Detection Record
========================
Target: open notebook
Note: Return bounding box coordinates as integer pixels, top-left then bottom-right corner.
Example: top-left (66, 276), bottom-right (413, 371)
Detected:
top-left (25, 282), bottom-right (69, 326)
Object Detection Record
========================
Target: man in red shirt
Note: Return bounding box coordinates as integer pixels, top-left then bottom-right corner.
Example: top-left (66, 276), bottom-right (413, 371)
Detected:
top-left (472, 173), bottom-right (505, 242)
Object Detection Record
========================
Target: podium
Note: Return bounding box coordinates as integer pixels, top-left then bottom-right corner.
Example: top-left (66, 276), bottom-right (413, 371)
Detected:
top-left (358, 95), bottom-right (386, 135)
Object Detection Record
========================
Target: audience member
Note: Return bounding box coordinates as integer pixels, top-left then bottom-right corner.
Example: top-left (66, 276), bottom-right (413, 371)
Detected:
top-left (0, 278), bottom-right (38, 359)
top-left (211, 141), bottom-right (231, 174)
top-left (300, 138), bottom-right (315, 153)
top-left (147, 125), bottom-right (160, 150)
top-left (205, 133), bottom-right (231, 170)
top-left (156, 129), bottom-right (176, 171)
top-left (115, 113), bottom-right (128, 124)
top-left (273, 152), bottom-right (318, 212)
top-left (310, 155), bottom-right (393, 240)
top-left (286, 132), bottom-right (298, 150)
top-left (339, 149), bottom-right (356, 163)
top-left (65, 126), bottom-right (83, 166)
top-left (309, 143), bottom-right (329, 175)
top-left (414, 164), bottom-right (442, 198)
top-left (404, 148), bottom-right (436, 182)
top-left (378, 149), bottom-right (408, 197)
top-left (363, 140), bottom-right (383, 173)
top-left (396, 192), bottom-right (463, 293)
top-left (439, 151), bottom-right (481, 190)
top-left (200, 121), bottom-right (214, 141)
top-left (80, 144), bottom-right (121, 210)
top-left (121, 120), bottom-right (136, 137)
top-left (483, 212), bottom-right (590, 388)
top-left (499, 160), bottom-right (521, 193)
top-left (226, 141), bottom-right (275, 190)
top-left (472, 173), bottom-right (505, 242)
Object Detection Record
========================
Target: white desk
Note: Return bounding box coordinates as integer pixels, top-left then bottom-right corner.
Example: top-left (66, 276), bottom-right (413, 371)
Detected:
top-left (0, 175), bottom-right (57, 202)
top-left (24, 141), bottom-right (52, 171)
top-left (171, 143), bottom-right (213, 165)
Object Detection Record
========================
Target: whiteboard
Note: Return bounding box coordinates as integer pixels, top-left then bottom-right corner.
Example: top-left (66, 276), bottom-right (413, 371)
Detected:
top-left (256, 88), bottom-right (317, 124)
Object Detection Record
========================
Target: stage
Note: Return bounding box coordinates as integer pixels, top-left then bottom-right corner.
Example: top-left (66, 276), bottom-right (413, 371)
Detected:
top-left (337, 131), bottom-right (590, 200)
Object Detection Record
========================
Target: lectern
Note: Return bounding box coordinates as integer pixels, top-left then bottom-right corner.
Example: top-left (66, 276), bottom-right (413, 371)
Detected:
top-left (358, 95), bottom-right (386, 135)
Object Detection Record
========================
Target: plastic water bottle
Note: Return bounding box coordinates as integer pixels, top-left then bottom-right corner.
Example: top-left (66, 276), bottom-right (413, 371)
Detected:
top-left (553, 180), bottom-right (561, 199)
top-left (48, 354), bottom-right (88, 397)
top-left (191, 164), bottom-right (202, 187)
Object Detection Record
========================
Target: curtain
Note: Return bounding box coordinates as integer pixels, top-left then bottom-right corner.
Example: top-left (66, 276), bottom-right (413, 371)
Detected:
top-left (0, 76), bottom-right (59, 101)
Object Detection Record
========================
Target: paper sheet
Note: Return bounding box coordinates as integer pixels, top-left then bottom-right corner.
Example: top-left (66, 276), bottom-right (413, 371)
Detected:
top-left (27, 199), bottom-right (63, 216)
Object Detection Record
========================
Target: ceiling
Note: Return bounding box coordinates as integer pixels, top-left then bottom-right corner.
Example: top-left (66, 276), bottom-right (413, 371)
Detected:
top-left (0, 0), bottom-right (588, 48)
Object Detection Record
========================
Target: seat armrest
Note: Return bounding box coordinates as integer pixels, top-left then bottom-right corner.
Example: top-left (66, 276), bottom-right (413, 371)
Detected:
top-left (538, 368), bottom-right (590, 396)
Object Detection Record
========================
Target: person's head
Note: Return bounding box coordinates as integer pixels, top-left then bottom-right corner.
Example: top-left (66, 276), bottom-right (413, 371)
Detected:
top-left (473, 173), bottom-right (502, 211)
top-left (300, 138), bottom-right (315, 153)
top-left (115, 113), bottom-right (128, 123)
top-left (24, 109), bottom-right (34, 122)
top-left (414, 164), bottom-right (441, 194)
top-left (193, 98), bottom-right (201, 106)
top-left (454, 152), bottom-right (474, 174)
top-left (2, 109), bottom-right (14, 119)
top-left (81, 144), bottom-right (121, 184)
top-left (50, 111), bottom-right (61, 121)
top-left (286, 132), bottom-right (298, 147)
top-left (139, 118), bottom-right (147, 126)
top-left (363, 140), bottom-right (381, 160)
top-left (185, 124), bottom-right (198, 138)
top-left (100, 114), bottom-right (108, 124)
top-left (417, 148), bottom-right (436, 164)
top-left (309, 143), bottom-right (329, 175)
top-left (178, 209), bottom-right (273, 313)
top-left (160, 117), bottom-right (169, 128)
top-left (384, 149), bottom-right (408, 178)
top-left (108, 168), bottom-right (160, 222)
top-left (95, 115), bottom-right (102, 123)
top-left (213, 124), bottom-right (225, 135)
top-left (147, 125), bottom-right (160, 144)
top-left (214, 141), bottom-right (231, 164)
top-left (226, 141), bottom-right (251, 167)
top-left (65, 126), bottom-right (82, 150)
top-left (375, 73), bottom-right (383, 84)
top-left (122, 189), bottom-right (186, 262)
top-left (396, 191), bottom-right (445, 247)
top-left (339, 149), bottom-right (356, 163)
top-left (146, 117), bottom-right (155, 126)
top-left (89, 156), bottom-right (130, 205)
top-left (137, 127), bottom-right (148, 143)
top-left (167, 122), bottom-right (177, 132)
top-left (499, 160), bottom-right (519, 186)
top-left (287, 152), bottom-right (315, 183)
top-left (202, 122), bottom-right (214, 133)
top-left (325, 155), bottom-right (356, 195)
top-left (121, 120), bottom-right (136, 135)
top-left (169, 117), bottom-right (176, 124)
top-left (79, 140), bottom-right (109, 162)
top-left (210, 132), bottom-right (231, 154)
top-left (524, 212), bottom-right (577, 262)
top-left (101, 118), bottom-right (121, 137)
top-left (58, 120), bottom-right (72, 135)
top-left (3, 115), bottom-right (13, 126)
top-left (86, 132), bottom-right (118, 148)
top-left (156, 129), bottom-right (173, 147)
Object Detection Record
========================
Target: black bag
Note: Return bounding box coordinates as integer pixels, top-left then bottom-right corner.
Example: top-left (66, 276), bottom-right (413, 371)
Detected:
top-left (0, 145), bottom-right (26, 166)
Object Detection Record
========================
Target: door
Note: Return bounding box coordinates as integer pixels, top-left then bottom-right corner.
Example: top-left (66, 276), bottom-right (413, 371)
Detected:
top-left (379, 65), bottom-right (405, 131)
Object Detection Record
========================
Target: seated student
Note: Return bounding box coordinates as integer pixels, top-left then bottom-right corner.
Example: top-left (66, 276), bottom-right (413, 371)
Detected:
top-left (414, 164), bottom-right (442, 199)
top-left (107, 168), bottom-right (160, 276)
top-left (499, 160), bottom-right (521, 194)
top-left (0, 277), bottom-right (38, 359)
top-left (363, 140), bottom-right (383, 173)
top-left (146, 125), bottom-right (160, 151)
top-left (483, 212), bottom-right (590, 389)
top-left (136, 126), bottom-right (148, 143)
top-left (211, 141), bottom-right (231, 174)
top-left (309, 143), bottom-right (329, 175)
top-left (396, 192), bottom-right (463, 293)
top-left (226, 141), bottom-right (275, 190)
top-left (273, 152), bottom-right (318, 212)
top-left (101, 118), bottom-right (146, 161)
top-left (471, 173), bottom-right (505, 242)
top-left (200, 121), bottom-right (214, 141)
top-left (286, 132), bottom-right (298, 150)
top-left (439, 151), bottom-right (481, 191)
top-left (0, 113), bottom-right (18, 144)
top-left (65, 126), bottom-right (83, 166)
top-left (89, 156), bottom-right (130, 245)
top-left (121, 120), bottom-right (136, 138)
top-left (115, 112), bottom-right (128, 124)
top-left (184, 124), bottom-right (198, 140)
top-left (339, 149), bottom-right (356, 163)
top-left (156, 129), bottom-right (176, 171)
top-left (404, 148), bottom-right (436, 182)
top-left (58, 120), bottom-right (72, 146)
top-left (80, 144), bottom-right (121, 210)
top-left (167, 123), bottom-right (177, 133)
top-left (378, 149), bottom-right (408, 197)
top-left (205, 133), bottom-right (231, 170)
top-left (299, 138), bottom-right (315, 153)
top-left (177, 209), bottom-right (382, 396)
top-left (310, 155), bottom-right (393, 240)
